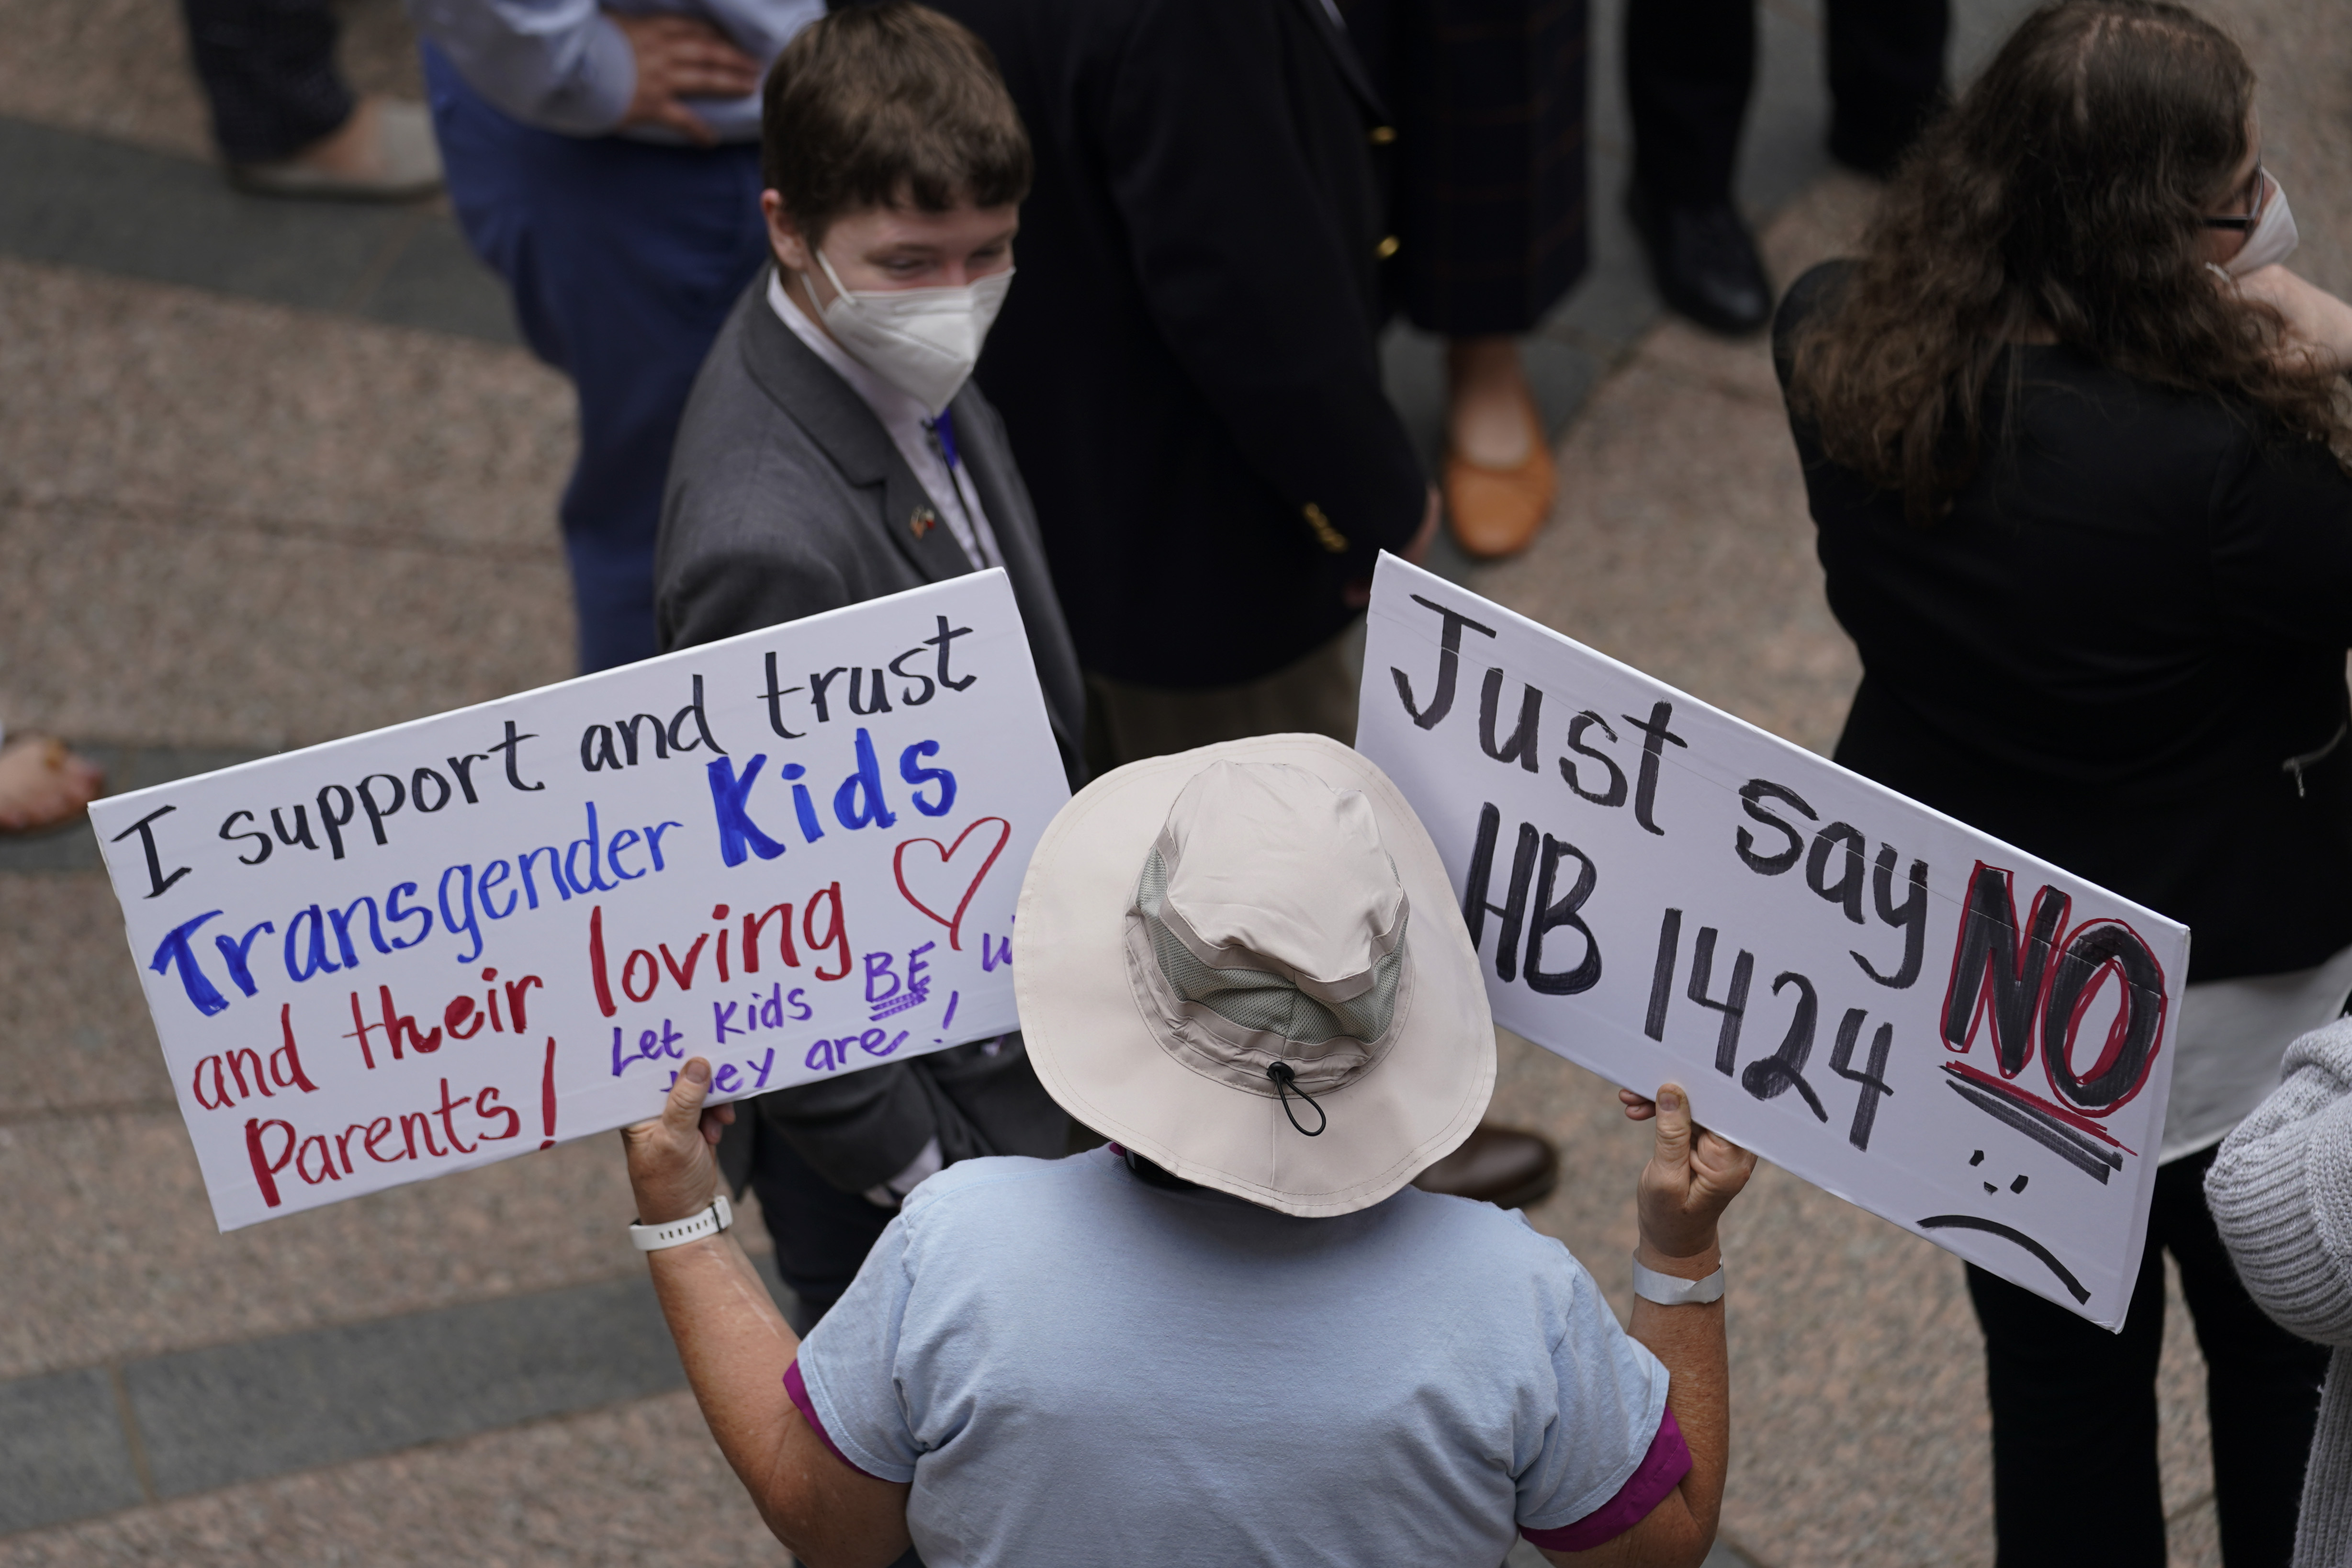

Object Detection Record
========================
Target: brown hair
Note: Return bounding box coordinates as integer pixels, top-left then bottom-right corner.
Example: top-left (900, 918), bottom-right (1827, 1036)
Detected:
top-left (760, 1), bottom-right (1031, 245)
top-left (1785, 0), bottom-right (2351, 523)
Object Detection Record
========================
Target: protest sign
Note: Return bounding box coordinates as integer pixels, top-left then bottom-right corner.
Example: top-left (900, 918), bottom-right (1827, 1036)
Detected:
top-left (91, 571), bottom-right (1067, 1232)
top-left (1357, 556), bottom-right (2185, 1329)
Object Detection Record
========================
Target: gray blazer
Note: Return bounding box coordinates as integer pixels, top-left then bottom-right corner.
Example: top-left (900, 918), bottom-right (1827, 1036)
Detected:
top-left (656, 274), bottom-right (1081, 1197)
top-left (657, 273), bottom-right (1086, 771)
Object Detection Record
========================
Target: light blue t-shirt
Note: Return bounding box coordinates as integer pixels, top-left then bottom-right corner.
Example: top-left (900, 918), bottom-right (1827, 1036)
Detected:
top-left (795, 1147), bottom-right (1668, 1568)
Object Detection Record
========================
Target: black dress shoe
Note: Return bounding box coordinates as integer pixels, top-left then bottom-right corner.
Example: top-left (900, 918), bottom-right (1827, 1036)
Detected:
top-left (1414, 1122), bottom-right (1560, 1209)
top-left (1626, 188), bottom-right (1772, 336)
top-left (1827, 120), bottom-right (1909, 181)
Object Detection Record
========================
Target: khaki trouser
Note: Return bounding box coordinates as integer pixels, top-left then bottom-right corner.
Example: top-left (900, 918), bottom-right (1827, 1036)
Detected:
top-left (1081, 622), bottom-right (1366, 774)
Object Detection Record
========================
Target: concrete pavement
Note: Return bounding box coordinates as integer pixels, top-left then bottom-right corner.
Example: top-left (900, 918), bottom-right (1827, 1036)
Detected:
top-left (7, 0), bottom-right (2348, 1560)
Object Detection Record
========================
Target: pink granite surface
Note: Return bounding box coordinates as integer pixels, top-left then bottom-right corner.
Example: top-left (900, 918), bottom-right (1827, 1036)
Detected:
top-left (0, 1391), bottom-right (785, 1567)
top-left (0, 0), bottom-right (427, 164)
top-left (0, 258), bottom-right (567, 555)
top-left (3, 0), bottom-right (2343, 1559)
top-left (0, 258), bottom-right (574, 747)
top-left (0, 872), bottom-right (176, 1117)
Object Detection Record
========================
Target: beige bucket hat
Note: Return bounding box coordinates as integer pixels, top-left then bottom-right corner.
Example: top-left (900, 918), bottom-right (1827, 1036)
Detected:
top-left (1014, 733), bottom-right (1495, 1217)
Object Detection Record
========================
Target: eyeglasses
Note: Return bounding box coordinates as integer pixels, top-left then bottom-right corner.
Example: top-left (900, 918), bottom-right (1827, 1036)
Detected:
top-left (2202, 166), bottom-right (2267, 232)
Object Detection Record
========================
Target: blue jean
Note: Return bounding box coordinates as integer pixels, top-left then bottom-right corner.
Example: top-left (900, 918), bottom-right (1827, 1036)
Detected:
top-left (422, 47), bottom-right (768, 672)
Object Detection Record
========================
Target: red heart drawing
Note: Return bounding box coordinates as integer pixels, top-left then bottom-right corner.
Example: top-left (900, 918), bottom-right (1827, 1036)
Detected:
top-left (893, 816), bottom-right (1012, 951)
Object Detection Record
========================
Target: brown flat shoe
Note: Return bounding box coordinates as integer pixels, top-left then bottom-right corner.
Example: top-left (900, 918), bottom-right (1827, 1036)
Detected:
top-left (1414, 1122), bottom-right (1560, 1209)
top-left (1442, 391), bottom-right (1556, 559)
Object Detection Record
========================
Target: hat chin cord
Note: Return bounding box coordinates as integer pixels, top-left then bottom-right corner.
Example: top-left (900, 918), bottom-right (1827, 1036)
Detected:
top-left (1265, 1061), bottom-right (1328, 1137)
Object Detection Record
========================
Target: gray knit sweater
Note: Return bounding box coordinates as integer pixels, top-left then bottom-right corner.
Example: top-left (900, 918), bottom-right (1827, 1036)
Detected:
top-left (2206, 1016), bottom-right (2352, 1568)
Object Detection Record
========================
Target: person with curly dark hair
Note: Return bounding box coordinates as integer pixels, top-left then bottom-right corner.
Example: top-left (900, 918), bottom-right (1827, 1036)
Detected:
top-left (1772, 3), bottom-right (2352, 1562)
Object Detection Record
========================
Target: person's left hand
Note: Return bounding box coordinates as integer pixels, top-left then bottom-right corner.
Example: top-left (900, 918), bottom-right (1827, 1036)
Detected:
top-left (621, 1058), bottom-right (736, 1224)
top-left (2228, 263), bottom-right (2352, 375)
top-left (1618, 1082), bottom-right (1756, 1264)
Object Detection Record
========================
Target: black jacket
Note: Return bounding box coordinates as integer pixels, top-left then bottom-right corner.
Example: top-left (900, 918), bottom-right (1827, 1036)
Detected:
top-left (1775, 261), bottom-right (2352, 981)
top-left (932, 0), bottom-right (1428, 688)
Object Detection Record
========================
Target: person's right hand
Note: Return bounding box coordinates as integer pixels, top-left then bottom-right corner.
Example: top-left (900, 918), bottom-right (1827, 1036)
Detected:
top-left (610, 11), bottom-right (763, 147)
top-left (1619, 1082), bottom-right (1756, 1264)
top-left (2229, 264), bottom-right (2352, 376)
top-left (620, 1056), bottom-right (735, 1226)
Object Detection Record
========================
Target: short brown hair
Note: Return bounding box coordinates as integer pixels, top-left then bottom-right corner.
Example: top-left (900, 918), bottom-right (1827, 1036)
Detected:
top-left (761, 1), bottom-right (1032, 246)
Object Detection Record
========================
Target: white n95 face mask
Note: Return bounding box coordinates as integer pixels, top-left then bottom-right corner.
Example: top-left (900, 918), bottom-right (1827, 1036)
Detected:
top-left (811, 248), bottom-right (1013, 415)
top-left (2225, 170), bottom-right (2299, 278)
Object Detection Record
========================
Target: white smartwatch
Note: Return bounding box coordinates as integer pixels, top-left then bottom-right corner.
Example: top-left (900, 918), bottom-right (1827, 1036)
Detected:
top-left (629, 1193), bottom-right (733, 1252)
top-left (1632, 1256), bottom-right (1725, 1306)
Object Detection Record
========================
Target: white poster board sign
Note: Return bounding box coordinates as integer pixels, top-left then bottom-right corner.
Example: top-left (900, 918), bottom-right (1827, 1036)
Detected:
top-left (91, 571), bottom-right (1067, 1231)
top-left (1357, 557), bottom-right (2184, 1328)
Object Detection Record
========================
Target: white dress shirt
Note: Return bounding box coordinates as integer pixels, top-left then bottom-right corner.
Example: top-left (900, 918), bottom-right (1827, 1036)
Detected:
top-left (767, 271), bottom-right (1003, 573)
top-left (2162, 939), bottom-right (2352, 1162)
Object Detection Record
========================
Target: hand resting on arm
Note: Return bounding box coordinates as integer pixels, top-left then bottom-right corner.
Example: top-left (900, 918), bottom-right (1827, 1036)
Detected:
top-left (609, 11), bottom-right (762, 146)
top-left (2233, 264), bottom-right (2352, 377)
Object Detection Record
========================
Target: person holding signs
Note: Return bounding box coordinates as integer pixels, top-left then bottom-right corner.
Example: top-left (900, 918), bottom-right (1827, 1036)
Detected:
top-left (653, 4), bottom-right (1083, 1337)
top-left (1773, 3), bottom-right (2352, 1561)
top-left (621, 737), bottom-right (1756, 1567)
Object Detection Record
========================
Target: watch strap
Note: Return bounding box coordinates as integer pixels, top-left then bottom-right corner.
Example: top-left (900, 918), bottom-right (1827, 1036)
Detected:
top-left (630, 1193), bottom-right (733, 1252)
top-left (1632, 1256), bottom-right (1725, 1306)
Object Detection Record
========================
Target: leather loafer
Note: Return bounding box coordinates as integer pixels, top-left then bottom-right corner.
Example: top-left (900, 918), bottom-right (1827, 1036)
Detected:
top-left (1443, 388), bottom-right (1556, 560)
top-left (1626, 188), bottom-right (1772, 336)
top-left (1414, 1122), bottom-right (1560, 1209)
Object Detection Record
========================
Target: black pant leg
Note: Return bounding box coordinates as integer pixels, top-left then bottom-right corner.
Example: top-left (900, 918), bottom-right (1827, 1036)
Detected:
top-left (1623, 0), bottom-right (1756, 203)
top-left (2162, 1146), bottom-right (2328, 1568)
top-left (1967, 1241), bottom-right (2170, 1567)
top-left (1384, 0), bottom-right (1593, 336)
top-left (180, 0), bottom-right (351, 164)
top-left (749, 1128), bottom-right (896, 1337)
top-left (1821, 0), bottom-right (1947, 169)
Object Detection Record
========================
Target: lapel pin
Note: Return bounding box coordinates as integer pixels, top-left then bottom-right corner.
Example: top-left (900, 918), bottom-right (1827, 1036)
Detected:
top-left (911, 507), bottom-right (936, 540)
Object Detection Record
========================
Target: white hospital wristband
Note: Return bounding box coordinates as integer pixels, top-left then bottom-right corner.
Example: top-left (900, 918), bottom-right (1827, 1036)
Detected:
top-left (630, 1194), bottom-right (732, 1252)
top-left (1632, 1256), bottom-right (1725, 1306)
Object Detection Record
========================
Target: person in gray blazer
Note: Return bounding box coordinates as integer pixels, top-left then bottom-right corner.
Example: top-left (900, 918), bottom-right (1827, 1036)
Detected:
top-left (653, 2), bottom-right (1081, 1336)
